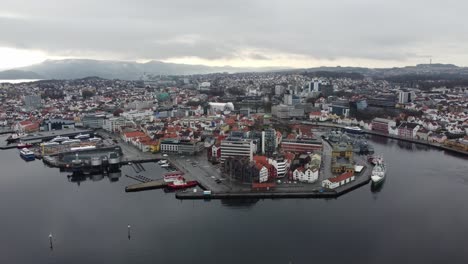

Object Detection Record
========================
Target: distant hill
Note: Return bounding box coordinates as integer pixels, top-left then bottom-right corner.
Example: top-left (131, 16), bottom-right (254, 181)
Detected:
top-left (1, 60), bottom-right (468, 81)
top-left (0, 69), bottom-right (43, 80)
top-left (7, 59), bottom-right (285, 80)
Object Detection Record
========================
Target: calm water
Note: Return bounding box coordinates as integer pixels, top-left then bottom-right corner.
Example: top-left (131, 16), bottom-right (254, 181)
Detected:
top-left (0, 135), bottom-right (467, 264)
top-left (0, 79), bottom-right (42, 84)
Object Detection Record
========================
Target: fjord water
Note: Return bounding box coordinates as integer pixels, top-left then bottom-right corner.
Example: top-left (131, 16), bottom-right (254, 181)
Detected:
top-left (1, 136), bottom-right (467, 264)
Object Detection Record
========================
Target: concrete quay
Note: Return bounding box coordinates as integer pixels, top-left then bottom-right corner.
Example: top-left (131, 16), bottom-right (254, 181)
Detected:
top-left (175, 174), bottom-right (371, 200)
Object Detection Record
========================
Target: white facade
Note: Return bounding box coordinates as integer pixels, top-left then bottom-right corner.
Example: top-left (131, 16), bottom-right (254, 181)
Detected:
top-left (259, 166), bottom-right (269, 183)
top-left (220, 138), bottom-right (254, 163)
top-left (103, 117), bottom-right (128, 132)
top-left (293, 168), bottom-right (318, 183)
top-left (269, 158), bottom-right (287, 178)
top-left (161, 143), bottom-right (179, 153)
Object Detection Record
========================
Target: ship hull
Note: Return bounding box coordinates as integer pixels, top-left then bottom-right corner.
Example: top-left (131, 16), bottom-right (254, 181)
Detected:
top-left (167, 181), bottom-right (198, 190)
top-left (371, 175), bottom-right (385, 184)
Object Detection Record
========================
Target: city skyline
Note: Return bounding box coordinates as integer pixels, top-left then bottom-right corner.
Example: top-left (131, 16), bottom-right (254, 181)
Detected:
top-left (1, 0), bottom-right (468, 70)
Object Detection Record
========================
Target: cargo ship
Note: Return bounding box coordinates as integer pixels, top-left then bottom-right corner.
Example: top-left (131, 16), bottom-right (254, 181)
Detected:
top-left (19, 148), bottom-right (35, 161)
top-left (167, 177), bottom-right (198, 190)
top-left (371, 156), bottom-right (386, 184)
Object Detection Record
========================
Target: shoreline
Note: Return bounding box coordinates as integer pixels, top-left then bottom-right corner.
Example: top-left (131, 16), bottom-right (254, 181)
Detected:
top-left (301, 121), bottom-right (468, 157)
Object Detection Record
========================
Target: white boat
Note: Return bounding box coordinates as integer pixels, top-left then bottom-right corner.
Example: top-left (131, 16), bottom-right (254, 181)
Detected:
top-left (88, 137), bottom-right (101, 142)
top-left (161, 164), bottom-right (170, 168)
top-left (371, 156), bottom-right (386, 184)
top-left (74, 133), bottom-right (90, 139)
top-left (19, 148), bottom-right (35, 161)
top-left (50, 136), bottom-right (70, 143)
top-left (344, 126), bottom-right (364, 134)
top-left (70, 145), bottom-right (96, 151)
top-left (40, 142), bottom-right (60, 146)
top-left (164, 172), bottom-right (184, 182)
top-left (158, 159), bottom-right (168, 165)
top-left (7, 132), bottom-right (27, 143)
top-left (61, 139), bottom-right (81, 144)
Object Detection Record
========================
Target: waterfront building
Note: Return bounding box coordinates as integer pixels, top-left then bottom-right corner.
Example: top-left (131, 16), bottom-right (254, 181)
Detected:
top-left (82, 114), bottom-right (106, 129)
top-left (397, 122), bottom-right (420, 139)
top-left (293, 166), bottom-right (318, 183)
top-left (281, 137), bottom-right (322, 153)
top-left (220, 137), bottom-right (254, 163)
top-left (329, 101), bottom-right (350, 118)
top-left (42, 118), bottom-right (75, 131)
top-left (160, 139), bottom-right (180, 154)
top-left (178, 140), bottom-right (204, 155)
top-left (371, 117), bottom-right (395, 134)
top-left (331, 142), bottom-right (354, 174)
top-left (322, 171), bottom-right (355, 189)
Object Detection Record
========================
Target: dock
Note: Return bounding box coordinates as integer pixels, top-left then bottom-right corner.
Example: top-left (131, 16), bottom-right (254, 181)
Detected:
top-left (19, 129), bottom-right (94, 142)
top-left (125, 179), bottom-right (167, 192)
top-left (175, 173), bottom-right (371, 200)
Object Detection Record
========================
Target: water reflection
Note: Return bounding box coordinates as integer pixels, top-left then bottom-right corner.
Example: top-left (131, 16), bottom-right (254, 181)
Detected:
top-left (397, 140), bottom-right (414, 150)
top-left (220, 198), bottom-right (259, 208)
top-left (67, 170), bottom-right (122, 185)
top-left (369, 135), bottom-right (389, 145)
top-left (370, 180), bottom-right (386, 194)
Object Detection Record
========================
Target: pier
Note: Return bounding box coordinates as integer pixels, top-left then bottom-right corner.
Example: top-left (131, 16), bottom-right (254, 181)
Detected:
top-left (125, 179), bottom-right (167, 192)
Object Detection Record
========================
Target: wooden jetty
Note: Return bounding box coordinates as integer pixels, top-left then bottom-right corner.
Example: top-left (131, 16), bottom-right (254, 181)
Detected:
top-left (125, 179), bottom-right (167, 192)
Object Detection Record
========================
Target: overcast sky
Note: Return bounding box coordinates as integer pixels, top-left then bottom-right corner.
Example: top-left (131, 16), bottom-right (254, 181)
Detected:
top-left (1, 0), bottom-right (467, 70)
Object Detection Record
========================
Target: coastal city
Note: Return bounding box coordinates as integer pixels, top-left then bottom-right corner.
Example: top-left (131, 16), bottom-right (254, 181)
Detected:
top-left (0, 68), bottom-right (467, 198)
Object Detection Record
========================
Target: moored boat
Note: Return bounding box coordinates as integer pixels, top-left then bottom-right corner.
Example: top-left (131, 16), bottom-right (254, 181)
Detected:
top-left (16, 141), bottom-right (33, 149)
top-left (167, 177), bottom-right (198, 190)
top-left (74, 133), bottom-right (90, 139)
top-left (50, 136), bottom-right (70, 143)
top-left (19, 148), bottom-right (35, 161)
top-left (164, 171), bottom-right (184, 182)
top-left (7, 133), bottom-right (27, 143)
top-left (371, 156), bottom-right (386, 184)
top-left (344, 126), bottom-right (364, 134)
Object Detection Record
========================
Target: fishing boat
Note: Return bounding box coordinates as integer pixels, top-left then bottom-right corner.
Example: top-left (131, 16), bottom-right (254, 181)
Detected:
top-left (167, 177), bottom-right (198, 190)
top-left (371, 156), bottom-right (386, 184)
top-left (19, 148), bottom-right (35, 161)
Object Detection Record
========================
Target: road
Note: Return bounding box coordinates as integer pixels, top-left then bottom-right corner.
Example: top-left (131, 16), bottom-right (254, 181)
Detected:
top-left (169, 152), bottom-right (231, 193)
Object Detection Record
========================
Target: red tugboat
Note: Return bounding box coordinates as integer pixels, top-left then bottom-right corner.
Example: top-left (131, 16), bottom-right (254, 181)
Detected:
top-left (167, 177), bottom-right (198, 190)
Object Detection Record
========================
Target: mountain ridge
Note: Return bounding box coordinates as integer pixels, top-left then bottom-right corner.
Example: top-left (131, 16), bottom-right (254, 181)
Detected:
top-left (1, 59), bottom-right (468, 80)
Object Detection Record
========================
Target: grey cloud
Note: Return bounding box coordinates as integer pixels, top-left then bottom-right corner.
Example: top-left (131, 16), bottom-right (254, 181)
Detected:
top-left (1, 0), bottom-right (468, 65)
